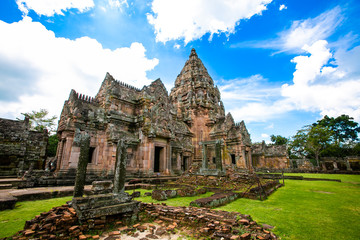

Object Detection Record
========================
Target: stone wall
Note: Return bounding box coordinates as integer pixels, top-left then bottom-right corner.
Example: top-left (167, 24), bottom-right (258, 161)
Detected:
top-left (0, 117), bottom-right (48, 176)
top-left (252, 141), bottom-right (290, 170)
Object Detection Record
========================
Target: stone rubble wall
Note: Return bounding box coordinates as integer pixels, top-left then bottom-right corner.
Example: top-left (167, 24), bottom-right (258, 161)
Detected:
top-left (0, 117), bottom-right (48, 176)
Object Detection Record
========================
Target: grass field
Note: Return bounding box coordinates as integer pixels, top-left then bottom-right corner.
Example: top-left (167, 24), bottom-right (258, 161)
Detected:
top-left (217, 174), bottom-right (360, 240)
top-left (0, 196), bottom-right (72, 238)
top-left (0, 174), bottom-right (359, 239)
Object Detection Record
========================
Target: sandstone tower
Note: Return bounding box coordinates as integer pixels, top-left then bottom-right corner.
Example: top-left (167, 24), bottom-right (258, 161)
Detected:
top-left (55, 49), bottom-right (253, 177)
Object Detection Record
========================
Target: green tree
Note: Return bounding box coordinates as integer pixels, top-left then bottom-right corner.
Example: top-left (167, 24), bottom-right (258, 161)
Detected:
top-left (289, 129), bottom-right (308, 159)
top-left (290, 125), bottom-right (332, 167)
top-left (270, 135), bottom-right (288, 145)
top-left (46, 134), bottom-right (59, 157)
top-left (315, 114), bottom-right (360, 145)
top-left (19, 109), bottom-right (57, 133)
top-left (307, 125), bottom-right (332, 167)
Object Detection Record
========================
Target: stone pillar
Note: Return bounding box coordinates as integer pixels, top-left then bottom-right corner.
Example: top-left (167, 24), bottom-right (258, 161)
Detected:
top-left (333, 161), bottom-right (339, 171)
top-left (248, 149), bottom-right (253, 173)
top-left (242, 148), bottom-right (247, 169)
top-left (56, 139), bottom-right (64, 171)
top-left (345, 159), bottom-right (352, 171)
top-left (167, 143), bottom-right (172, 174)
top-left (113, 140), bottom-right (127, 194)
top-left (215, 140), bottom-right (222, 171)
top-left (321, 162), bottom-right (327, 171)
top-left (73, 131), bottom-right (90, 198)
top-left (202, 143), bottom-right (208, 169)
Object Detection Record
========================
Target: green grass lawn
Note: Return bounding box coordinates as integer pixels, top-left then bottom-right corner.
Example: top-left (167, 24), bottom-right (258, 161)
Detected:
top-left (1, 174), bottom-right (359, 239)
top-left (0, 196), bottom-right (72, 238)
top-left (216, 174), bottom-right (360, 240)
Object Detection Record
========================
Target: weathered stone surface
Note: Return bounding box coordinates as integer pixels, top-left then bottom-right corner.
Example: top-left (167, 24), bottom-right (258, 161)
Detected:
top-left (151, 190), bottom-right (167, 201)
top-left (113, 140), bottom-right (127, 194)
top-left (252, 141), bottom-right (290, 170)
top-left (0, 117), bottom-right (48, 177)
top-left (91, 180), bottom-right (113, 194)
top-left (55, 49), bottom-right (253, 178)
top-left (140, 203), bottom-right (278, 240)
top-left (73, 130), bottom-right (90, 198)
top-left (0, 195), bottom-right (17, 210)
top-left (190, 191), bottom-right (239, 208)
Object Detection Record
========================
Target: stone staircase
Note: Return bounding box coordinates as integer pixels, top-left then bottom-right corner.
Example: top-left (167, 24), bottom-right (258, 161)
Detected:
top-left (0, 177), bottom-right (24, 190)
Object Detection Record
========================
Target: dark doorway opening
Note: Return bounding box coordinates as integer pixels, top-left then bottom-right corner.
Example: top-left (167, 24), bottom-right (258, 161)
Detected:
top-left (231, 154), bottom-right (236, 164)
top-left (154, 146), bottom-right (163, 172)
top-left (213, 157), bottom-right (216, 164)
top-left (182, 156), bottom-right (189, 171)
top-left (88, 147), bottom-right (96, 163)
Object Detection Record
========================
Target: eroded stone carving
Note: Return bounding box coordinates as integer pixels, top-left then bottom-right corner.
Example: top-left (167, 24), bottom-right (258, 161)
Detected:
top-left (56, 49), bottom-right (253, 177)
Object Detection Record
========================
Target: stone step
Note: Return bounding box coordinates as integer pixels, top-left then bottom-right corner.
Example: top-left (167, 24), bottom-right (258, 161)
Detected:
top-left (0, 175), bottom-right (18, 179)
top-left (0, 178), bottom-right (24, 188)
top-left (0, 184), bottom-right (13, 190)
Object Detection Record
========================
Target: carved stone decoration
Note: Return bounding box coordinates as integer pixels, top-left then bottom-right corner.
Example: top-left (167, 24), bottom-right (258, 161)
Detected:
top-left (55, 48), bottom-right (258, 178)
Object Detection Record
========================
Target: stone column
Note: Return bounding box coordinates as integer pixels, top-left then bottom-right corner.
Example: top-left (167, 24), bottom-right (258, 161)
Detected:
top-left (248, 148), bottom-right (253, 173)
top-left (242, 148), bottom-right (247, 169)
top-left (113, 140), bottom-right (127, 194)
top-left (215, 140), bottom-right (222, 171)
top-left (56, 139), bottom-right (65, 171)
top-left (167, 143), bottom-right (172, 174)
top-left (202, 143), bottom-right (208, 169)
top-left (333, 161), bottom-right (339, 170)
top-left (345, 159), bottom-right (352, 171)
top-left (73, 131), bottom-right (90, 198)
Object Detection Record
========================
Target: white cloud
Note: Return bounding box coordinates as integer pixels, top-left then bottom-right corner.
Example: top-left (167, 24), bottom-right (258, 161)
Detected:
top-left (279, 7), bottom-right (343, 52)
top-left (225, 40), bottom-right (360, 123)
top-left (16, 0), bottom-right (94, 16)
top-left (174, 44), bottom-right (181, 49)
top-left (219, 74), bottom-right (285, 122)
top-left (282, 40), bottom-right (360, 121)
top-left (108, 0), bottom-right (128, 11)
top-left (219, 74), bottom-right (280, 103)
top-left (0, 17), bottom-right (158, 120)
top-left (279, 4), bottom-right (287, 11)
top-left (232, 6), bottom-right (343, 53)
top-left (261, 133), bottom-right (269, 138)
top-left (147, 0), bottom-right (272, 43)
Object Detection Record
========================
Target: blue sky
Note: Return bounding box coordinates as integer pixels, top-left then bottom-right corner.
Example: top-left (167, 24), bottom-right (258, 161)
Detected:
top-left (0, 0), bottom-right (359, 142)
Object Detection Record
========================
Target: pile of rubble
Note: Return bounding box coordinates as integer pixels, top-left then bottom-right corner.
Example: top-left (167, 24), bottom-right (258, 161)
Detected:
top-left (176, 167), bottom-right (276, 192)
top-left (141, 203), bottom-right (278, 240)
top-left (10, 204), bottom-right (122, 240)
top-left (151, 186), bottom-right (208, 201)
top-left (8, 201), bottom-right (279, 240)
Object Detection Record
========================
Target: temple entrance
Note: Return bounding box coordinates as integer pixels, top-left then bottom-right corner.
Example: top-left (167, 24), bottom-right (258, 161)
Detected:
top-left (88, 147), bottom-right (96, 163)
top-left (231, 154), bottom-right (236, 165)
top-left (182, 156), bottom-right (188, 171)
top-left (154, 146), bottom-right (163, 172)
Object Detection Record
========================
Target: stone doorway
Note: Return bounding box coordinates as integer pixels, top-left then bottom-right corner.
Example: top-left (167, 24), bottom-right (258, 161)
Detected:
top-left (231, 154), bottom-right (236, 165)
top-left (182, 156), bottom-right (189, 171)
top-left (154, 146), bottom-right (164, 173)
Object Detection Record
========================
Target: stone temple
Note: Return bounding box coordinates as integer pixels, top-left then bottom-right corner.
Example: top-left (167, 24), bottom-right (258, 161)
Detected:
top-left (56, 49), bottom-right (253, 176)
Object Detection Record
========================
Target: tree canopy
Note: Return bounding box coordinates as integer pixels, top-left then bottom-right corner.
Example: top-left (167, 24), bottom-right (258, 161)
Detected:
top-left (270, 135), bottom-right (288, 145)
top-left (289, 114), bottom-right (360, 166)
top-left (314, 114), bottom-right (360, 145)
top-left (19, 109), bottom-right (57, 133)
